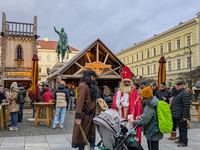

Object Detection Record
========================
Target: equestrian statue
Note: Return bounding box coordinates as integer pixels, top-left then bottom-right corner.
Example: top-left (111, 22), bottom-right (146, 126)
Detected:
top-left (54, 26), bottom-right (71, 62)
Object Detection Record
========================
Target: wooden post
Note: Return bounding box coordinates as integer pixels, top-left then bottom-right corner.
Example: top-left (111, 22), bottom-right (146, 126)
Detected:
top-left (96, 43), bottom-right (99, 62)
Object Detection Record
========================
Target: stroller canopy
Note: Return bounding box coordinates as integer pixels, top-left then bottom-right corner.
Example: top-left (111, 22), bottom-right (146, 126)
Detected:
top-left (93, 109), bottom-right (121, 150)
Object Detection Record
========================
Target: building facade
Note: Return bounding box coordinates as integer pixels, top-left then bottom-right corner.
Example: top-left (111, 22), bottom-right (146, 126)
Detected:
top-left (37, 38), bottom-right (79, 82)
top-left (116, 12), bottom-right (200, 87)
top-left (0, 37), bottom-right (80, 84)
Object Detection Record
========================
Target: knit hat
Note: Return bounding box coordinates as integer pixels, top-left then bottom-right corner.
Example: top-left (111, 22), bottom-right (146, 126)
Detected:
top-left (49, 86), bottom-right (52, 89)
top-left (11, 82), bottom-right (18, 88)
top-left (141, 81), bottom-right (147, 86)
top-left (160, 82), bottom-right (166, 87)
top-left (139, 87), bottom-right (153, 99)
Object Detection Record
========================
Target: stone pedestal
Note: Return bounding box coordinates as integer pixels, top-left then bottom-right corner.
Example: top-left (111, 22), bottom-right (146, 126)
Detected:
top-left (50, 62), bottom-right (65, 75)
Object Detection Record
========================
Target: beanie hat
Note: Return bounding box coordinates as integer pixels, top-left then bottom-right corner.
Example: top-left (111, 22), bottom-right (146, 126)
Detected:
top-left (141, 81), bottom-right (147, 86)
top-left (160, 82), bottom-right (166, 87)
top-left (11, 82), bottom-right (18, 88)
top-left (139, 87), bottom-right (153, 99)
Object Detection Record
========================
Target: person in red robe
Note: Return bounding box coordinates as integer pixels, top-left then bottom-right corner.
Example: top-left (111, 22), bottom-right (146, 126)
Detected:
top-left (112, 66), bottom-right (143, 144)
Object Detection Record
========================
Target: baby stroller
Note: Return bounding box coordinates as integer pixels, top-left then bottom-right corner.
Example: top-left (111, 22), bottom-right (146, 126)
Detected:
top-left (93, 109), bottom-right (143, 150)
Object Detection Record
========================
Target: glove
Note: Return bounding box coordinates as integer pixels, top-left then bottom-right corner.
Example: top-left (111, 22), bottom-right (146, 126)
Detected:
top-left (122, 102), bottom-right (128, 107)
top-left (120, 96), bottom-right (125, 105)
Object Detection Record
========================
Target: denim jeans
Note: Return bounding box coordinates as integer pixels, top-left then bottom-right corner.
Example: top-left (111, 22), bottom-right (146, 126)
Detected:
top-left (18, 103), bottom-right (24, 122)
top-left (30, 100), bottom-right (35, 118)
top-left (104, 96), bottom-right (109, 100)
top-left (10, 112), bottom-right (17, 128)
top-left (68, 96), bottom-right (75, 110)
top-left (53, 107), bottom-right (66, 126)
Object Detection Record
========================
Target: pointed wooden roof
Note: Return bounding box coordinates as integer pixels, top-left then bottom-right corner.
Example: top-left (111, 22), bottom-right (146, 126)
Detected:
top-left (49, 39), bottom-right (124, 80)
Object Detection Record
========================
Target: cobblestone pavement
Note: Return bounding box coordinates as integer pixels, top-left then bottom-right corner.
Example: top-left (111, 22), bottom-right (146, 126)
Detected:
top-left (0, 112), bottom-right (75, 137)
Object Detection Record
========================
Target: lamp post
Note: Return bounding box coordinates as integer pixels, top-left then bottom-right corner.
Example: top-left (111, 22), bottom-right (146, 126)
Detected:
top-left (184, 46), bottom-right (192, 88)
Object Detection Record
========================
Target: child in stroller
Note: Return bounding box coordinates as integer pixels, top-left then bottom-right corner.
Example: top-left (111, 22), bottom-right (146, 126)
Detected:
top-left (93, 109), bottom-right (143, 150)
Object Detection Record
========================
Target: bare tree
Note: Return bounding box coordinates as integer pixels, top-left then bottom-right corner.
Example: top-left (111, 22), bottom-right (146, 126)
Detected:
top-left (176, 66), bottom-right (200, 89)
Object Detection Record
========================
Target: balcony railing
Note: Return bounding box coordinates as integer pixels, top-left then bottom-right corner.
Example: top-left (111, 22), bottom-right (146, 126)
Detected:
top-left (6, 21), bottom-right (34, 36)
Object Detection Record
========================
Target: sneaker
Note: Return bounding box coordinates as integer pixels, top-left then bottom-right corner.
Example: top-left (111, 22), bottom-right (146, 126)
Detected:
top-left (52, 126), bottom-right (56, 129)
top-left (56, 121), bottom-right (60, 124)
top-left (178, 143), bottom-right (188, 147)
top-left (60, 126), bottom-right (63, 129)
top-left (174, 140), bottom-right (181, 143)
top-left (9, 127), bottom-right (18, 131)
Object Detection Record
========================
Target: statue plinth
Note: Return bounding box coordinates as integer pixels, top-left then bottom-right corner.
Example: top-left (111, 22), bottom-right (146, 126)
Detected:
top-left (50, 62), bottom-right (65, 75)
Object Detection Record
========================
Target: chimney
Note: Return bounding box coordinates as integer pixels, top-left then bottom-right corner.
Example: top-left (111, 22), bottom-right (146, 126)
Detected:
top-left (44, 38), bottom-right (49, 41)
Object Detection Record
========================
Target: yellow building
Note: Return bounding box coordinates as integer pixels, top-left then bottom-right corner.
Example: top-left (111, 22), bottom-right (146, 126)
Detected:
top-left (37, 38), bottom-right (79, 82)
top-left (116, 12), bottom-right (200, 87)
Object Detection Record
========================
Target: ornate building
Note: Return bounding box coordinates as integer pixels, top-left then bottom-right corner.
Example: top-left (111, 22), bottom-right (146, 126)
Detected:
top-left (116, 12), bottom-right (200, 87)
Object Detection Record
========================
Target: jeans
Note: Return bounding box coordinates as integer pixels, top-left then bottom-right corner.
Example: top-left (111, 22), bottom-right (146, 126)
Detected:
top-left (18, 103), bottom-right (24, 122)
top-left (30, 100), bottom-right (35, 118)
top-left (172, 117), bottom-right (177, 132)
top-left (147, 140), bottom-right (159, 150)
top-left (10, 112), bottom-right (17, 128)
top-left (53, 107), bottom-right (66, 126)
top-left (104, 96), bottom-right (109, 100)
top-left (68, 96), bottom-right (75, 110)
top-left (176, 118), bottom-right (188, 145)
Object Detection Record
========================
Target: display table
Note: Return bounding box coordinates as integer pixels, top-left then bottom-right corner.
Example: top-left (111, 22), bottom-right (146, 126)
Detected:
top-left (33, 102), bottom-right (54, 127)
top-left (190, 102), bottom-right (200, 122)
top-left (0, 103), bottom-right (10, 130)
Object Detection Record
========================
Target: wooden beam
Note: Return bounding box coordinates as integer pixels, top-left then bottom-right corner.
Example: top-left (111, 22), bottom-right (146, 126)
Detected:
top-left (104, 53), bottom-right (109, 64)
top-left (101, 66), bottom-right (122, 76)
top-left (86, 52), bottom-right (91, 63)
top-left (96, 43), bottom-right (99, 62)
top-left (75, 62), bottom-right (84, 69)
top-left (74, 67), bottom-right (85, 75)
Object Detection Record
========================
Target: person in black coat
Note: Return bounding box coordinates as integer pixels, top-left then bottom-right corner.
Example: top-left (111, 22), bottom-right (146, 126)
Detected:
top-left (172, 85), bottom-right (177, 96)
top-left (155, 82), bottom-right (172, 104)
top-left (171, 81), bottom-right (190, 147)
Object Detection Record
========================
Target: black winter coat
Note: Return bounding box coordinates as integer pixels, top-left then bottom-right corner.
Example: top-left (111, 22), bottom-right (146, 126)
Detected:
top-left (155, 88), bottom-right (172, 104)
top-left (0, 90), bottom-right (6, 104)
top-left (171, 88), bottom-right (190, 119)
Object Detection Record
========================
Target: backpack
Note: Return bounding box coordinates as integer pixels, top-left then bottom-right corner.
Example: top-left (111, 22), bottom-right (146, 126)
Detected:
top-left (156, 100), bottom-right (173, 133)
top-left (14, 91), bottom-right (24, 104)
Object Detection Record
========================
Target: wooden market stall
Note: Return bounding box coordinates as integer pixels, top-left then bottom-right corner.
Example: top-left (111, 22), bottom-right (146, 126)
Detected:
top-left (48, 39), bottom-right (124, 95)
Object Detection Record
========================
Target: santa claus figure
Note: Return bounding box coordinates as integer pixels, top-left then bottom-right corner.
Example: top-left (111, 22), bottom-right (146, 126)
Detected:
top-left (112, 66), bottom-right (142, 144)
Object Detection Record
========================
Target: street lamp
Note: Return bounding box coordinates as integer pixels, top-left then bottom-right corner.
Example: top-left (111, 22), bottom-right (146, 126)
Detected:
top-left (183, 46), bottom-right (192, 88)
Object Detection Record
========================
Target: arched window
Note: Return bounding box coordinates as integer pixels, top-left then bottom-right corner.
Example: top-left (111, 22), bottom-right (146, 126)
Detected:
top-left (47, 67), bottom-right (50, 74)
top-left (17, 45), bottom-right (22, 60)
top-left (55, 56), bottom-right (58, 62)
top-left (64, 57), bottom-right (67, 62)
top-left (47, 55), bottom-right (50, 62)
top-left (38, 55), bottom-right (42, 61)
top-left (39, 66), bottom-right (41, 73)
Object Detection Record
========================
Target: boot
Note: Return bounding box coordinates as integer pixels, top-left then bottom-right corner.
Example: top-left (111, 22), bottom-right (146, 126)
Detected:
top-left (168, 131), bottom-right (176, 140)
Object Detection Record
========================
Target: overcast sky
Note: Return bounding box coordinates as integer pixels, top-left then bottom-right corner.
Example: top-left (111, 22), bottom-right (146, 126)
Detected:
top-left (0, 0), bottom-right (200, 54)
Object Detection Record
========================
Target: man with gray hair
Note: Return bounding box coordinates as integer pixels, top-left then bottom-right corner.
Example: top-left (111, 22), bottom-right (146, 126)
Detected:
top-left (171, 81), bottom-right (190, 147)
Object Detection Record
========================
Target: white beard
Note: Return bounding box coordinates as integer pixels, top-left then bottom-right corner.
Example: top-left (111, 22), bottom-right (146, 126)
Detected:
top-left (124, 86), bottom-right (132, 93)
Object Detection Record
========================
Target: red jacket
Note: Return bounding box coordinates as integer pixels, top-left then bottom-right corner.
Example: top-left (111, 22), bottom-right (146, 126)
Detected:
top-left (42, 87), bottom-right (54, 102)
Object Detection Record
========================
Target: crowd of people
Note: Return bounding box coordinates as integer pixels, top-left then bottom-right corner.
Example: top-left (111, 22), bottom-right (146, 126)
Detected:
top-left (0, 65), bottom-right (195, 150)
